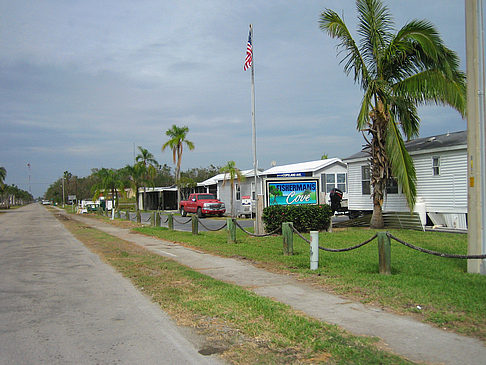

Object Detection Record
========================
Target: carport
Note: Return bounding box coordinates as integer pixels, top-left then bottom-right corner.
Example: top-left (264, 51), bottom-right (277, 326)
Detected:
top-left (139, 187), bottom-right (178, 211)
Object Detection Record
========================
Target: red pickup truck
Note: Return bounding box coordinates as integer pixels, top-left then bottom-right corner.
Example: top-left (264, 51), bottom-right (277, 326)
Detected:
top-left (180, 193), bottom-right (226, 218)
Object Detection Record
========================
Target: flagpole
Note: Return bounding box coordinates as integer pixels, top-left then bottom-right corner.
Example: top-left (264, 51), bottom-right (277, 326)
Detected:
top-left (249, 24), bottom-right (260, 234)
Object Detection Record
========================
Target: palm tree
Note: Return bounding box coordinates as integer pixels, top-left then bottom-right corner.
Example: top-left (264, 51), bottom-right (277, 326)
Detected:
top-left (120, 163), bottom-right (145, 219)
top-left (320, 0), bottom-right (466, 228)
top-left (135, 146), bottom-right (159, 209)
top-left (0, 166), bottom-right (6, 188)
top-left (220, 161), bottom-right (245, 218)
top-left (91, 168), bottom-right (124, 215)
top-left (162, 125), bottom-right (195, 205)
top-left (135, 146), bottom-right (159, 167)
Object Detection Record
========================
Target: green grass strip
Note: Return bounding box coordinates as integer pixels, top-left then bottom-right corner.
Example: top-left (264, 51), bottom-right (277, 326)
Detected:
top-left (135, 226), bottom-right (486, 340)
top-left (64, 217), bottom-right (413, 364)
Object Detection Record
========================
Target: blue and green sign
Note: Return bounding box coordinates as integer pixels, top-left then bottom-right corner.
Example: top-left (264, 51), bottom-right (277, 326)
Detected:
top-left (267, 180), bottom-right (318, 206)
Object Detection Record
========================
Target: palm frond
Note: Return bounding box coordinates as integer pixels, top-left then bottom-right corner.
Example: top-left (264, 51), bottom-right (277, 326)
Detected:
top-left (319, 8), bottom-right (368, 88)
top-left (393, 69), bottom-right (466, 117)
top-left (357, 85), bottom-right (374, 130)
top-left (390, 96), bottom-right (420, 139)
top-left (356, 0), bottom-right (394, 72)
top-left (386, 121), bottom-right (416, 210)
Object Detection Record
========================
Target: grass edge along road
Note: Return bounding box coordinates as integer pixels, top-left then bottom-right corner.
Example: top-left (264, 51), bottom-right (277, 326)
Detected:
top-left (56, 213), bottom-right (413, 364)
top-left (133, 224), bottom-right (486, 342)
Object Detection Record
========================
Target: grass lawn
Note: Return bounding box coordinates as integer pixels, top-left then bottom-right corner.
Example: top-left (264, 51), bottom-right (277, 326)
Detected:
top-left (134, 225), bottom-right (486, 341)
top-left (57, 213), bottom-right (414, 364)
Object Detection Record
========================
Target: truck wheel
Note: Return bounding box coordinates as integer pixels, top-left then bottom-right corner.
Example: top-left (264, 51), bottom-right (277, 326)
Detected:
top-left (180, 207), bottom-right (187, 217)
top-left (197, 207), bottom-right (204, 218)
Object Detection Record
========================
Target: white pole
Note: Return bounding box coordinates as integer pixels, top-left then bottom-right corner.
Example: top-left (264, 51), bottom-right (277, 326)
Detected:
top-left (310, 231), bottom-right (319, 270)
top-left (249, 24), bottom-right (260, 234)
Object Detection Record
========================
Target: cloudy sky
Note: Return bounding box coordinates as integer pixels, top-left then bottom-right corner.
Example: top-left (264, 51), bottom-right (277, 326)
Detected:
top-left (1, 0), bottom-right (471, 197)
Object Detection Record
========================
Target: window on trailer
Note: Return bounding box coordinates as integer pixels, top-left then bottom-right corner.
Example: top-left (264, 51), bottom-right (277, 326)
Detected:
top-left (236, 184), bottom-right (241, 200)
top-left (432, 156), bottom-right (440, 176)
top-left (361, 166), bottom-right (371, 195)
top-left (321, 173), bottom-right (347, 193)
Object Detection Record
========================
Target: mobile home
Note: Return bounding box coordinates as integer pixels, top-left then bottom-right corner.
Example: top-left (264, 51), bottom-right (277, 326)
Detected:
top-left (343, 131), bottom-right (467, 229)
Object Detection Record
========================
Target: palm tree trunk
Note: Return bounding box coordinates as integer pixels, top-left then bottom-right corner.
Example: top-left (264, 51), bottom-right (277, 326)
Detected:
top-left (230, 181), bottom-right (234, 218)
top-left (369, 108), bottom-right (389, 229)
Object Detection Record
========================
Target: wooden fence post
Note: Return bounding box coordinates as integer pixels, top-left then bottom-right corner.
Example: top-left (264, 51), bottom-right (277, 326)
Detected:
top-left (378, 232), bottom-right (391, 275)
top-left (227, 218), bottom-right (236, 243)
top-left (155, 212), bottom-right (161, 227)
top-left (125, 210), bottom-right (130, 221)
top-left (192, 215), bottom-right (199, 235)
top-left (136, 211), bottom-right (141, 223)
top-left (168, 214), bottom-right (174, 230)
top-left (282, 222), bottom-right (294, 255)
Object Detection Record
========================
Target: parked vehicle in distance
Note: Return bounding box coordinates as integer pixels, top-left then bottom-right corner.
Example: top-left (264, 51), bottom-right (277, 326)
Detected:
top-left (180, 193), bottom-right (226, 218)
top-left (41, 200), bottom-right (51, 205)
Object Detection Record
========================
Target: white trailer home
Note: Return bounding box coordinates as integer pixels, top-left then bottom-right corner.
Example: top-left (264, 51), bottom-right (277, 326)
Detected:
top-left (343, 131), bottom-right (467, 229)
top-left (260, 158), bottom-right (348, 208)
top-left (198, 169), bottom-right (260, 217)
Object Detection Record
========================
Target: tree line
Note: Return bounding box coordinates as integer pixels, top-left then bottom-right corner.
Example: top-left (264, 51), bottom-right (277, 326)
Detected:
top-left (43, 160), bottom-right (220, 206)
top-left (0, 167), bottom-right (34, 208)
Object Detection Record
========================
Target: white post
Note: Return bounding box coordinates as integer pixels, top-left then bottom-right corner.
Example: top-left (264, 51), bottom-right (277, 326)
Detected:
top-left (310, 231), bottom-right (319, 270)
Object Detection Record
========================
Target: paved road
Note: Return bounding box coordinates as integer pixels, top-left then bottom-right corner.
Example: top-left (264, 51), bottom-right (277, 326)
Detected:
top-left (0, 205), bottom-right (222, 365)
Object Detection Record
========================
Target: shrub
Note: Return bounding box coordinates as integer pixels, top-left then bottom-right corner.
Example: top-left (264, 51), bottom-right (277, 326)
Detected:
top-left (262, 204), bottom-right (333, 233)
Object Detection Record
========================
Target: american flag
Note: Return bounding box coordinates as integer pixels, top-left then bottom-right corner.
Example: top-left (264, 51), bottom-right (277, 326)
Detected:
top-left (244, 29), bottom-right (252, 71)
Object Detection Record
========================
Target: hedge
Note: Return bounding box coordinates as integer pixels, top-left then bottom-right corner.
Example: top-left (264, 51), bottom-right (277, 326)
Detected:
top-left (262, 204), bottom-right (333, 233)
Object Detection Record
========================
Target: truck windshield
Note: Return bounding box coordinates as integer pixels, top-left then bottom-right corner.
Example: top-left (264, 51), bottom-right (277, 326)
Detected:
top-left (197, 194), bottom-right (215, 200)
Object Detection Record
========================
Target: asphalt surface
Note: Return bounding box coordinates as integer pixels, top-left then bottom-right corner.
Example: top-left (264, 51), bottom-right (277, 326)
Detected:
top-left (65, 206), bottom-right (486, 365)
top-left (0, 205), bottom-right (222, 364)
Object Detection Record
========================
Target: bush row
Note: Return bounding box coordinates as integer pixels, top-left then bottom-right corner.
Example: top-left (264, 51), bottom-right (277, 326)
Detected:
top-left (261, 204), bottom-right (333, 233)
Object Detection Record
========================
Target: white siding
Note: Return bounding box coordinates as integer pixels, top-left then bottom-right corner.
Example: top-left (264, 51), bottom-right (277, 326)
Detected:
top-left (313, 163), bottom-right (348, 204)
top-left (346, 148), bottom-right (467, 215)
top-left (347, 162), bottom-right (373, 210)
top-left (218, 179), bottom-right (255, 215)
top-left (412, 151), bottom-right (467, 213)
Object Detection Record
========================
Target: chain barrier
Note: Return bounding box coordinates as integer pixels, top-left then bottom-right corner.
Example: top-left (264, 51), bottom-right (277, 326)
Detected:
top-left (173, 216), bottom-right (193, 225)
top-left (158, 213), bottom-right (169, 224)
top-left (234, 220), bottom-right (281, 237)
top-left (387, 233), bottom-right (486, 259)
top-left (291, 226), bottom-right (378, 252)
top-left (196, 218), bottom-right (227, 231)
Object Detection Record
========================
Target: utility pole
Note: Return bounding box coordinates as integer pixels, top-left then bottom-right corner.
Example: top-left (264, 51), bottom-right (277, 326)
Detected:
top-left (466, 0), bottom-right (486, 273)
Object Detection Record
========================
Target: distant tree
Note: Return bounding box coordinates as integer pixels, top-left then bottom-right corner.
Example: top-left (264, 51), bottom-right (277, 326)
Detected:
top-left (91, 168), bottom-right (124, 212)
top-left (321, 153), bottom-right (328, 160)
top-left (320, 0), bottom-right (466, 228)
top-left (162, 125), bottom-right (195, 205)
top-left (181, 164), bottom-right (221, 183)
top-left (135, 146), bottom-right (159, 168)
top-left (220, 161), bottom-right (245, 218)
top-left (1, 184), bottom-right (32, 208)
top-left (135, 146), bottom-right (159, 208)
top-left (120, 163), bottom-right (145, 217)
top-left (178, 176), bottom-right (197, 201)
top-left (153, 164), bottom-right (174, 186)
top-left (0, 166), bottom-right (6, 188)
